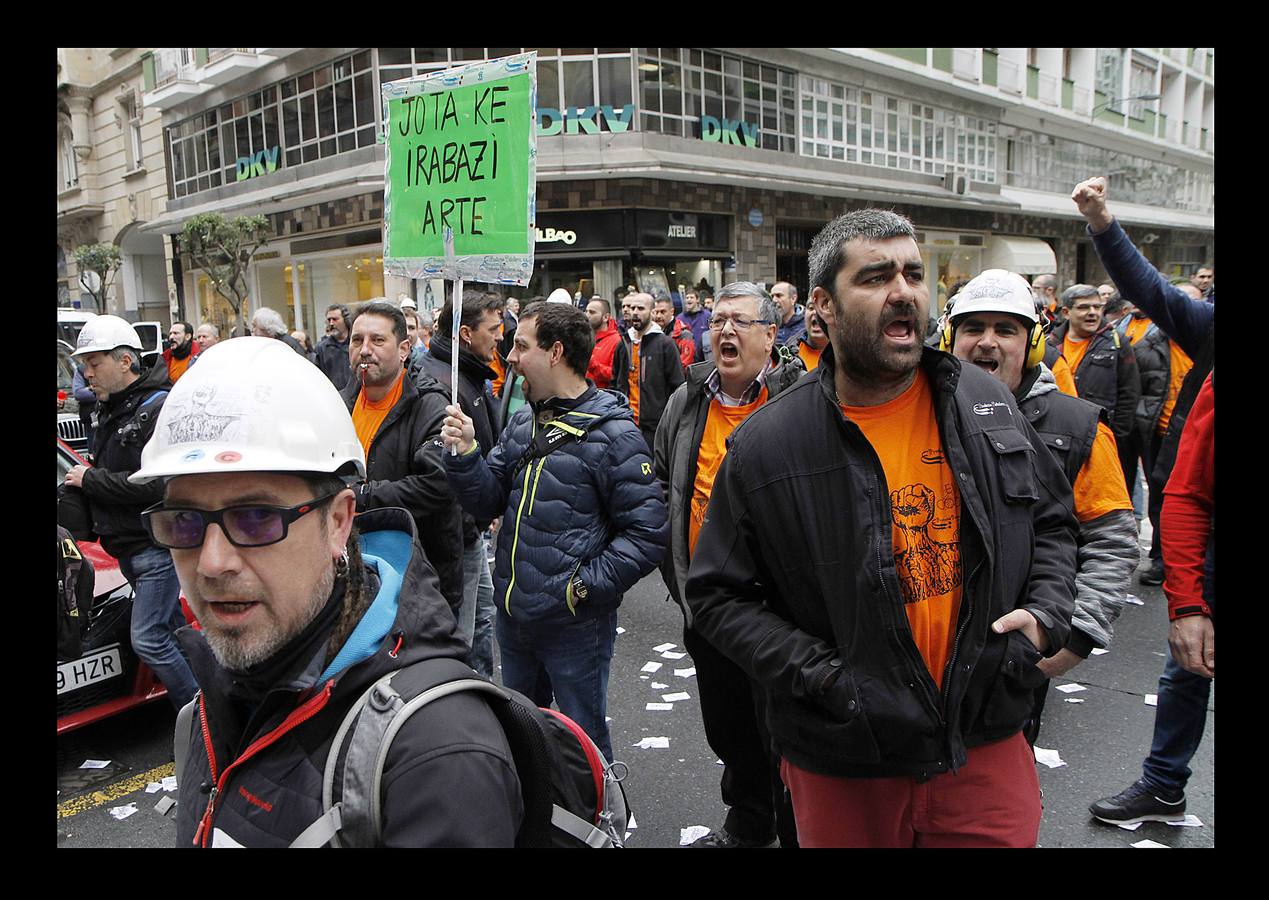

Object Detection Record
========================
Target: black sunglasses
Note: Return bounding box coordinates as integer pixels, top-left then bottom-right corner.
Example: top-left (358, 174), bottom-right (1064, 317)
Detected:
top-left (142, 492), bottom-right (340, 550)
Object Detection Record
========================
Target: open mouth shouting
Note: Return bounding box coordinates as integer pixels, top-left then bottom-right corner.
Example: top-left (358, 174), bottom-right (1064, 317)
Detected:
top-left (717, 338), bottom-right (741, 362)
top-left (881, 310), bottom-right (918, 346)
top-left (971, 354), bottom-right (1000, 374)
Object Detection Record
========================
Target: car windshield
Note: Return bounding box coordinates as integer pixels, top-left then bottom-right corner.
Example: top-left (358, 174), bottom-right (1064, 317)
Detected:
top-left (57, 346), bottom-right (76, 394)
top-left (57, 445), bottom-right (76, 489)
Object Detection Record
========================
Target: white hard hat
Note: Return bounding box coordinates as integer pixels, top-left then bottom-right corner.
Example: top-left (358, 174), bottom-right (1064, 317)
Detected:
top-left (948, 269), bottom-right (1038, 325)
top-left (546, 288), bottom-right (573, 304)
top-left (130, 336), bottom-right (366, 484)
top-left (72, 314), bottom-right (143, 357)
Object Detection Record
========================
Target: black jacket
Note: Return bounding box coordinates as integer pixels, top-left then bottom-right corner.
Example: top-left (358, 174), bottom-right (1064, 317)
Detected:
top-left (315, 334), bottom-right (352, 391)
top-left (174, 508), bottom-right (521, 847)
top-left (685, 346), bottom-right (1078, 779)
top-left (78, 362), bottom-right (171, 559)
top-left (1117, 316), bottom-right (1171, 441)
top-left (615, 329), bottom-right (685, 444)
top-left (412, 338), bottom-right (501, 544)
top-left (340, 370), bottom-right (465, 616)
top-left (1047, 320), bottom-right (1140, 443)
top-left (654, 357), bottom-right (805, 625)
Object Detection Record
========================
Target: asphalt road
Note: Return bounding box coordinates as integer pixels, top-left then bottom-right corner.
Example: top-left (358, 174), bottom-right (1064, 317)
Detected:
top-left (56, 531), bottom-right (1213, 848)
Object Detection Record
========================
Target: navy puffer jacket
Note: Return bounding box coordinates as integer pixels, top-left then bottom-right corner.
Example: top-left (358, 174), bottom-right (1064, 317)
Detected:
top-left (444, 386), bottom-right (668, 625)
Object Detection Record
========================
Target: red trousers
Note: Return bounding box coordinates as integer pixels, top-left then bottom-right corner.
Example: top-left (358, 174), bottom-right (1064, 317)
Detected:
top-left (780, 732), bottom-right (1041, 847)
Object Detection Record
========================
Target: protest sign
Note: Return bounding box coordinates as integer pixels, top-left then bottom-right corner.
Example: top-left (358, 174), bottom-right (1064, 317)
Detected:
top-left (382, 53), bottom-right (536, 286)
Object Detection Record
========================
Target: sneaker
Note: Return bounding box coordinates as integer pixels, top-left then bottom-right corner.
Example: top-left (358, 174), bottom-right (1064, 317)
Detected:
top-left (688, 828), bottom-right (778, 848)
top-left (1138, 559), bottom-right (1165, 586)
top-left (1089, 780), bottom-right (1186, 825)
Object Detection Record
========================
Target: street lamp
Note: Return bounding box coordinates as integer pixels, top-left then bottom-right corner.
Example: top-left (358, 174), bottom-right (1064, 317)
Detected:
top-left (1090, 93), bottom-right (1160, 118)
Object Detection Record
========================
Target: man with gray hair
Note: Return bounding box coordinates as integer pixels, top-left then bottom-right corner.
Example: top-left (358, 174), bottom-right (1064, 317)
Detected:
top-left (656, 281), bottom-right (803, 848)
top-left (251, 306), bottom-right (309, 358)
top-left (1047, 283), bottom-right (1141, 485)
top-left (1032, 273), bottom-right (1059, 324)
top-left (686, 209), bottom-right (1077, 847)
top-left (194, 322), bottom-right (220, 352)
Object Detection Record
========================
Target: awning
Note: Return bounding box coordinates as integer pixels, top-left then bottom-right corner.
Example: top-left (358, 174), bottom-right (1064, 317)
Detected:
top-left (982, 236), bottom-right (1057, 275)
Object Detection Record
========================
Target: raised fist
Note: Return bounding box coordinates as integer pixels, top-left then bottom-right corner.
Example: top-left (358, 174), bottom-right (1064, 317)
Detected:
top-left (891, 484), bottom-right (935, 531)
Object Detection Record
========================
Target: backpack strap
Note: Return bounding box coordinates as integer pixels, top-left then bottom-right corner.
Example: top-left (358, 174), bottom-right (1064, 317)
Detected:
top-left (308, 665), bottom-right (511, 848)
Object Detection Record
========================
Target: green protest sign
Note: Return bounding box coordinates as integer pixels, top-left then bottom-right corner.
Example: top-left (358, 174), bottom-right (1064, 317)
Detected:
top-left (382, 53), bottom-right (536, 285)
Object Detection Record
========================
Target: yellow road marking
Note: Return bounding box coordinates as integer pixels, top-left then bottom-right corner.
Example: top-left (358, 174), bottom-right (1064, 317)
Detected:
top-left (57, 762), bottom-right (176, 819)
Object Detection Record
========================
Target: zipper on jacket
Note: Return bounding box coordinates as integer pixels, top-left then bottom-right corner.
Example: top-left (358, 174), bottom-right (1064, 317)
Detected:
top-left (527, 457), bottom-right (547, 516)
top-left (502, 456), bottom-right (535, 616)
top-left (194, 679), bottom-right (335, 847)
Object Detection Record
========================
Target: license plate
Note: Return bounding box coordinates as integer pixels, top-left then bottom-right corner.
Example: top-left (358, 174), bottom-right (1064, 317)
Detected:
top-left (57, 645), bottom-right (124, 695)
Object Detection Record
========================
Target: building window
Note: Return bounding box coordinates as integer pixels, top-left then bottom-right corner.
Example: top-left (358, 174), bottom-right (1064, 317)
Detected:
top-left (165, 51), bottom-right (375, 199)
top-left (1095, 48), bottom-right (1123, 106)
top-left (58, 116), bottom-right (78, 191)
top-left (1128, 56), bottom-right (1157, 119)
top-left (1001, 124), bottom-right (1212, 214)
top-left (120, 93), bottom-right (144, 171)
top-left (639, 48), bottom-right (796, 151)
top-left (800, 78), bottom-right (997, 183)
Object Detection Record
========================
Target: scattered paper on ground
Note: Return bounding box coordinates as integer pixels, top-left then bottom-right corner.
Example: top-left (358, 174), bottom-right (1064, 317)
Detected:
top-left (1064, 698), bottom-right (1085, 704)
top-left (652, 643), bottom-right (677, 653)
top-left (633, 737), bottom-right (670, 749)
top-left (627, 814), bottom-right (637, 829)
top-left (615, 627), bottom-right (626, 635)
top-left (716, 759), bottom-right (724, 765)
top-left (1166, 815), bottom-right (1203, 827)
top-left (662, 692), bottom-right (691, 702)
top-left (674, 667), bottom-right (696, 678)
top-left (145, 782), bottom-right (162, 794)
top-left (1055, 683), bottom-right (1087, 694)
top-left (1124, 594), bottom-right (1144, 606)
top-left (162, 776), bottom-right (178, 792)
top-left (154, 796), bottom-right (176, 816)
top-left (651, 682), bottom-right (668, 689)
top-left (646, 702), bottom-right (674, 711)
top-left (641, 661), bottom-right (663, 673)
top-left (680, 825), bottom-right (711, 845)
top-left (661, 651), bottom-right (688, 660)
top-left (108, 803), bottom-right (138, 820)
top-left (1145, 694), bottom-right (1158, 706)
top-left (1116, 820), bottom-right (1143, 831)
top-left (80, 759), bottom-right (111, 769)
top-left (1090, 648), bottom-right (1110, 656)
top-left (1132, 839), bottom-right (1168, 848)
top-left (1033, 747), bottom-right (1066, 768)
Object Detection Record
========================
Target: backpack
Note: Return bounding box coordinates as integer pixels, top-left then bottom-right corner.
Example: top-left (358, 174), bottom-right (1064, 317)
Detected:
top-left (277, 656), bottom-right (630, 848)
top-left (57, 527), bottom-right (93, 662)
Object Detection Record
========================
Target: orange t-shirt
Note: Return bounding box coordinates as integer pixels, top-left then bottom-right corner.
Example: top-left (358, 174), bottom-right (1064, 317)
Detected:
top-left (1122, 316), bottom-right (1152, 346)
top-left (1051, 356), bottom-right (1078, 397)
top-left (489, 350), bottom-right (507, 397)
top-left (629, 340), bottom-right (641, 424)
top-left (841, 371), bottom-right (962, 690)
top-left (351, 369), bottom-right (405, 456)
top-left (1072, 422), bottom-right (1133, 522)
top-left (168, 354), bottom-right (194, 384)
top-left (797, 341), bottom-right (823, 372)
top-left (1156, 342), bottom-right (1194, 435)
top-left (689, 389), bottom-right (768, 555)
top-left (1061, 333), bottom-right (1091, 378)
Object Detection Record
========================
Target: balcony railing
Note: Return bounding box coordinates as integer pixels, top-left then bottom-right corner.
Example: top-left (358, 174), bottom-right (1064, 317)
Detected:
top-left (207, 47), bottom-right (254, 63)
top-left (1071, 85), bottom-right (1091, 115)
top-left (996, 58), bottom-right (1022, 94)
top-left (1036, 72), bottom-right (1059, 106)
top-left (952, 48), bottom-right (978, 81)
top-left (153, 48), bottom-right (193, 86)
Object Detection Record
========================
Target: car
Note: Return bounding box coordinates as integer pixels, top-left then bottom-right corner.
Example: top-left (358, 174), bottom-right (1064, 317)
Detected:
top-left (57, 342), bottom-right (90, 456)
top-left (57, 439), bottom-right (195, 735)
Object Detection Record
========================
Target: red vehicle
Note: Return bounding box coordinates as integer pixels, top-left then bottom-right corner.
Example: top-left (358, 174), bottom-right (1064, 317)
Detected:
top-left (57, 439), bottom-right (195, 735)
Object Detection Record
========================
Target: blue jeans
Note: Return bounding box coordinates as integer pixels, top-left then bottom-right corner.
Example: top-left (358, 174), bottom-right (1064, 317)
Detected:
top-left (458, 538), bottom-right (495, 679)
top-left (119, 545), bottom-right (198, 709)
top-left (1140, 648), bottom-right (1213, 795)
top-left (496, 608), bottom-right (617, 762)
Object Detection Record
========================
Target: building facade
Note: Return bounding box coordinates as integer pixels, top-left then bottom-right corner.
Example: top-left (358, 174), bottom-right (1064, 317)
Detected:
top-left (57, 48), bottom-right (173, 323)
top-left (119, 47), bottom-right (1214, 334)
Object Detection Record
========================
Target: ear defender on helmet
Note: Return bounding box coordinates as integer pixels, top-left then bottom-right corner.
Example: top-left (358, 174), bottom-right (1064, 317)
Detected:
top-left (1025, 319), bottom-right (1047, 369)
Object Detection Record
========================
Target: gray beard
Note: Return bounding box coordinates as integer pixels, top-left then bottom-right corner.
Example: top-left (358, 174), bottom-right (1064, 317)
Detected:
top-left (202, 562), bottom-right (335, 671)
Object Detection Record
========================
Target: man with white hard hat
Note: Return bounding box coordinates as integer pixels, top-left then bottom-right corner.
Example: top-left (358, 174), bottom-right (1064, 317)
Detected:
top-left (131, 337), bottom-right (521, 847)
top-left (62, 315), bottom-right (198, 709)
top-left (945, 269), bottom-right (1137, 741)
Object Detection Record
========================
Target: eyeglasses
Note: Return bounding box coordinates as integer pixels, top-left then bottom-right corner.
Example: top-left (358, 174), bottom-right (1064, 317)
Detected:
top-left (1071, 303), bottom-right (1106, 313)
top-left (707, 315), bottom-right (772, 332)
top-left (142, 493), bottom-right (339, 550)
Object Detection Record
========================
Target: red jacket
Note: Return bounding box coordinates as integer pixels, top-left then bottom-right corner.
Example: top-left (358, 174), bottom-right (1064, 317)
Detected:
top-left (1161, 372), bottom-right (1214, 621)
top-left (668, 319), bottom-right (697, 369)
top-left (587, 319), bottom-right (624, 390)
top-left (162, 340), bottom-right (201, 382)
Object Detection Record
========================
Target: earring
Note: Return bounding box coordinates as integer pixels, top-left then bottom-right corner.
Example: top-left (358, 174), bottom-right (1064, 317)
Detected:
top-left (334, 549), bottom-right (349, 578)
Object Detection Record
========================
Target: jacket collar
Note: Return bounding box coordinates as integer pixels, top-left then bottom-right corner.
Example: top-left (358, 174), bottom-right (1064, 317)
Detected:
top-left (425, 336), bottom-right (497, 383)
top-left (815, 343), bottom-right (960, 408)
top-left (704, 360), bottom-right (774, 406)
